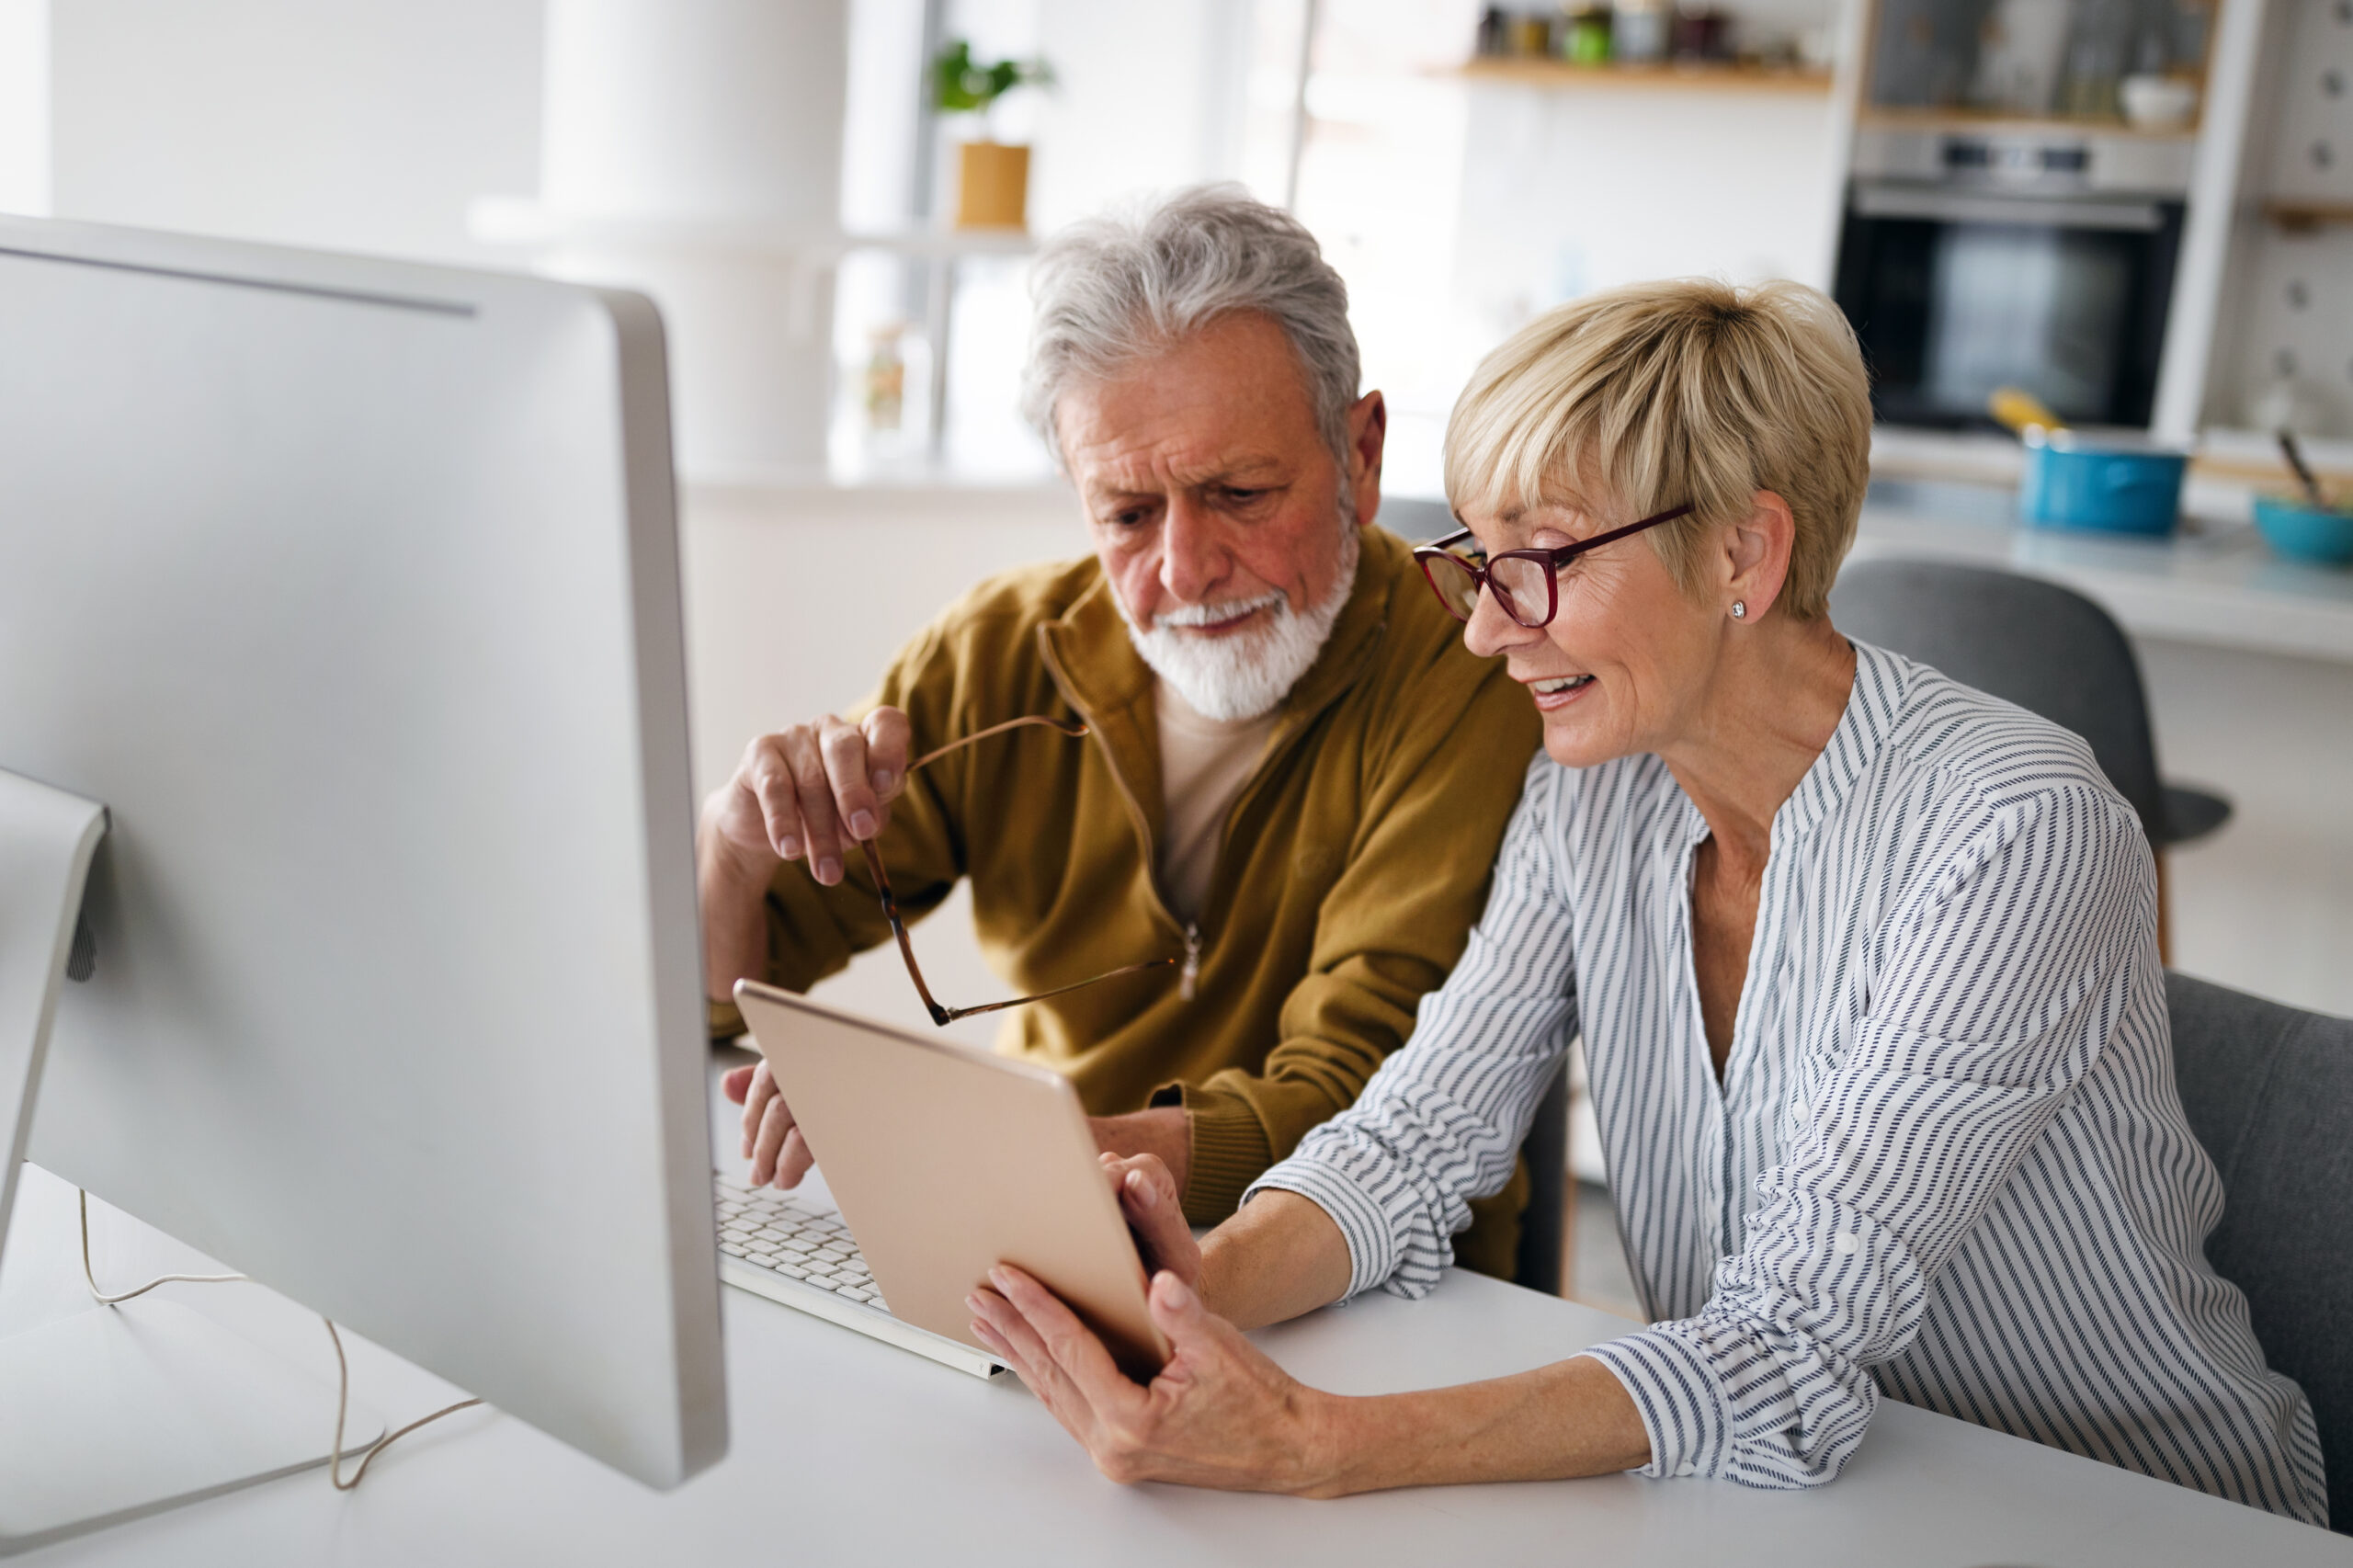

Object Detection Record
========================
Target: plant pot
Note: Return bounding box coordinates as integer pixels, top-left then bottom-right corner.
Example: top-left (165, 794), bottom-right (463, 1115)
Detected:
top-left (954, 141), bottom-right (1030, 231)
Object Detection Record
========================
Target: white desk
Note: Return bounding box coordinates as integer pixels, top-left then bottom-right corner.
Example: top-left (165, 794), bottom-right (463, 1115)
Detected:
top-left (3, 1075), bottom-right (2346, 1567)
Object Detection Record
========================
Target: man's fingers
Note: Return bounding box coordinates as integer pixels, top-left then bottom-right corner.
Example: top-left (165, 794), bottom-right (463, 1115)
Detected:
top-left (749, 1095), bottom-right (795, 1186)
top-left (779, 727), bottom-right (846, 885)
top-left (817, 718), bottom-right (883, 845)
top-left (747, 739), bottom-right (806, 863)
top-left (860, 708), bottom-right (913, 804)
top-left (722, 1063), bottom-right (755, 1106)
top-left (773, 1127), bottom-right (814, 1189)
top-left (739, 1061), bottom-right (779, 1155)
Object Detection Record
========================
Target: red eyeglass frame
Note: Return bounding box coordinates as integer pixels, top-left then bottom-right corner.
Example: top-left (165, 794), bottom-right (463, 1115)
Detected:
top-left (1413, 502), bottom-right (1696, 629)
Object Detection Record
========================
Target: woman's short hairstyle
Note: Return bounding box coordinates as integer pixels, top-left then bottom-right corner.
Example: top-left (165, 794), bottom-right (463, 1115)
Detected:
top-left (1443, 278), bottom-right (1871, 621)
top-left (1021, 185), bottom-right (1361, 470)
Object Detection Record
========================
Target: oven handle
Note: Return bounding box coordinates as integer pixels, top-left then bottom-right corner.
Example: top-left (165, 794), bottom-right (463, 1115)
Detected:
top-left (1851, 184), bottom-right (2165, 232)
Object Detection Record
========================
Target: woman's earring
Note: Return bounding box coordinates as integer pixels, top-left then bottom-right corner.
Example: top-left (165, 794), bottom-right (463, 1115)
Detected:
top-left (1730, 600), bottom-right (1747, 620)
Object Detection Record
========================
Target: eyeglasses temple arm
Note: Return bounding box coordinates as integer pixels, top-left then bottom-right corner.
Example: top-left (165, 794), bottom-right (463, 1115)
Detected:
top-left (908, 713), bottom-right (1090, 775)
top-left (857, 839), bottom-right (955, 1028)
top-left (934, 957), bottom-right (1178, 1023)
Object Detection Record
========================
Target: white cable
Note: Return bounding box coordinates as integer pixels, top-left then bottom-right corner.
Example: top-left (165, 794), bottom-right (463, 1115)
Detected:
top-left (78, 1187), bottom-right (483, 1490)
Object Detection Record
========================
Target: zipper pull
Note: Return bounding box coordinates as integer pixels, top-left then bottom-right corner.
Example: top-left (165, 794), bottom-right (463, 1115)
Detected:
top-left (1179, 923), bottom-right (1202, 1001)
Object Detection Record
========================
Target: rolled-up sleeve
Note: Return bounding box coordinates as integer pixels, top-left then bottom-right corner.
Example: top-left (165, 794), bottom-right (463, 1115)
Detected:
top-left (1584, 784), bottom-right (2150, 1487)
top-left (1245, 757), bottom-right (1580, 1301)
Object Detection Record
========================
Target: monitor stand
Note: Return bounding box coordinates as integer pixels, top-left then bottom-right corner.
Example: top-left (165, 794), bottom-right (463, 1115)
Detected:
top-left (0, 767), bottom-right (381, 1555)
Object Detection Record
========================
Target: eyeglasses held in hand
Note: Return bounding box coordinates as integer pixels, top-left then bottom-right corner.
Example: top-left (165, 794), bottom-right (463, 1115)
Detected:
top-left (1413, 502), bottom-right (1695, 630)
top-left (858, 714), bottom-right (1176, 1027)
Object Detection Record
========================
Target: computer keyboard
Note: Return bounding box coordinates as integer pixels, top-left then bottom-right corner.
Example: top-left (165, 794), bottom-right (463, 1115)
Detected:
top-left (712, 1173), bottom-right (1003, 1379)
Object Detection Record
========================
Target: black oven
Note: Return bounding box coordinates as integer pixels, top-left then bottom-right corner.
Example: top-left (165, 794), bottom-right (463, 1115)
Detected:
top-left (1831, 129), bottom-right (2188, 431)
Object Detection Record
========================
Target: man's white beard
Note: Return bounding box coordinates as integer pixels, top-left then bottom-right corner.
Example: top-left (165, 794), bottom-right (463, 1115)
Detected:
top-left (1118, 524), bottom-right (1360, 722)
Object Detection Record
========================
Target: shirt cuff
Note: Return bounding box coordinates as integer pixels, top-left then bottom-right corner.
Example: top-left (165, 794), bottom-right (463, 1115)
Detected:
top-left (1243, 1154), bottom-right (1404, 1303)
top-left (1150, 1081), bottom-right (1271, 1225)
top-left (1577, 1327), bottom-right (1734, 1481)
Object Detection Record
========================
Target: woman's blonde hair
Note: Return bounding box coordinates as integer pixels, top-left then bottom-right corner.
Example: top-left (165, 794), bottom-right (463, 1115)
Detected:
top-left (1442, 278), bottom-right (1871, 621)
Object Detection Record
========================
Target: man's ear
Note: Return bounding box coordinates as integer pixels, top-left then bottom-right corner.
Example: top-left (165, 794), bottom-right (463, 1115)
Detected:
top-left (1347, 390), bottom-right (1387, 529)
top-left (1725, 490), bottom-right (1797, 619)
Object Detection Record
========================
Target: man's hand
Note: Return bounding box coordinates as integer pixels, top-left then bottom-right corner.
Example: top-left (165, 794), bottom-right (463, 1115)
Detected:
top-left (1088, 1106), bottom-right (1191, 1199)
top-left (967, 1265), bottom-right (1344, 1495)
top-left (699, 708), bottom-right (913, 891)
top-left (722, 1059), bottom-right (813, 1189)
top-left (696, 707), bottom-right (913, 1005)
top-left (1097, 1152), bottom-right (1201, 1292)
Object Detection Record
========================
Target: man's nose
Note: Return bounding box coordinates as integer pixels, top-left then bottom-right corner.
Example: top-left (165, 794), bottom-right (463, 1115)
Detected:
top-left (1158, 497), bottom-right (1230, 606)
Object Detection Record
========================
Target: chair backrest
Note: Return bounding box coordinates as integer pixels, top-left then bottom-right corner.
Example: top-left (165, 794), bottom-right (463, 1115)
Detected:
top-left (1515, 1057), bottom-right (1571, 1295)
top-left (1830, 559), bottom-right (2167, 847)
top-left (2166, 970), bottom-right (2353, 1533)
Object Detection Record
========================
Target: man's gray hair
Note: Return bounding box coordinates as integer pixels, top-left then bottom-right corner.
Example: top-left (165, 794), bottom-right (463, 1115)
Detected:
top-left (1020, 185), bottom-right (1362, 468)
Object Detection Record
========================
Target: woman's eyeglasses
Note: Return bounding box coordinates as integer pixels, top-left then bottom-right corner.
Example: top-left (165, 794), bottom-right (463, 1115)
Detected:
top-left (858, 714), bottom-right (1176, 1027)
top-left (1413, 502), bottom-right (1695, 630)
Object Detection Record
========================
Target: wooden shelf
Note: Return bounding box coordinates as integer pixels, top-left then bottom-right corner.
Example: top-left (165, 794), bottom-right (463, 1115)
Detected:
top-left (1855, 105), bottom-right (2199, 141)
top-left (2264, 200), bottom-right (2353, 234)
top-left (1456, 57), bottom-right (1833, 95)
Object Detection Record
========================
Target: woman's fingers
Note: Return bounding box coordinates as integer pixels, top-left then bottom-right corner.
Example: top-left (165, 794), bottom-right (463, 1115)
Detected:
top-left (990, 1266), bottom-right (1154, 1420)
top-left (1107, 1155), bottom-right (1200, 1286)
top-left (969, 1281), bottom-right (1094, 1429)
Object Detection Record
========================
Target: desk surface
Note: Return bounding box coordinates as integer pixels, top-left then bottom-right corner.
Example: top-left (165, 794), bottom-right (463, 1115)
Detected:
top-left (3, 1071), bottom-right (2346, 1567)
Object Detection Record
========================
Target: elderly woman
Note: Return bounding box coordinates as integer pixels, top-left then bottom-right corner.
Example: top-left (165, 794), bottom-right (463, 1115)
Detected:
top-left (965, 278), bottom-right (2328, 1525)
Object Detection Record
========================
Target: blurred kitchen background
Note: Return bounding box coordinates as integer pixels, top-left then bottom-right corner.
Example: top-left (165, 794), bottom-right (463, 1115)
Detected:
top-left (5, 0), bottom-right (2349, 1313)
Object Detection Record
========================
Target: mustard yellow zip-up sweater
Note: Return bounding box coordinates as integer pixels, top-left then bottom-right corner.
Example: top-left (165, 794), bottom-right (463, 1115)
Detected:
top-left (733, 525), bottom-right (1543, 1275)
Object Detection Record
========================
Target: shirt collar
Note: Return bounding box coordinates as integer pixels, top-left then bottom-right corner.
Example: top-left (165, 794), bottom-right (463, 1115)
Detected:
top-left (1772, 637), bottom-right (1906, 846)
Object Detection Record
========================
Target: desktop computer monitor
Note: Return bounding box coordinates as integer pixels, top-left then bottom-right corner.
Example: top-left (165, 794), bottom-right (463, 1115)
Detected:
top-left (0, 216), bottom-right (727, 1519)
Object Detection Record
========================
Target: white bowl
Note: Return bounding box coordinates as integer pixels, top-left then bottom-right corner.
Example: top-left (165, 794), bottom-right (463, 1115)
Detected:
top-left (2120, 74), bottom-right (2199, 130)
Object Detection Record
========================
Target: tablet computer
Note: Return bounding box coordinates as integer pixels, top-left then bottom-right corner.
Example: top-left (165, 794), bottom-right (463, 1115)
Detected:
top-left (733, 981), bottom-right (1173, 1381)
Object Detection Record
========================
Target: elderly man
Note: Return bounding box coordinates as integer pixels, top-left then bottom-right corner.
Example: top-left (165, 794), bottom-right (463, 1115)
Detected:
top-left (699, 187), bottom-right (1541, 1272)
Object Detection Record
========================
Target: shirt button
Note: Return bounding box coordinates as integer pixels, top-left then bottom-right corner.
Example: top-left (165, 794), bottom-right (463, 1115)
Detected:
top-left (1834, 1231), bottom-right (1859, 1256)
top-left (1677, 1463), bottom-right (1698, 1476)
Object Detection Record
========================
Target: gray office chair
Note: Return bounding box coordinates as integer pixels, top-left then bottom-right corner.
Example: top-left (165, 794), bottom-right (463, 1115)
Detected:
top-left (1830, 560), bottom-right (2233, 851)
top-left (1514, 1058), bottom-right (1572, 1295)
top-left (2167, 971), bottom-right (2353, 1535)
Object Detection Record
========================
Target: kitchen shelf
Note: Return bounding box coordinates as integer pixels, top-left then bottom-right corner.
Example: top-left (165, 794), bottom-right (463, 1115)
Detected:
top-left (2263, 200), bottom-right (2353, 234)
top-left (1456, 58), bottom-right (1833, 94)
top-left (1855, 105), bottom-right (2200, 141)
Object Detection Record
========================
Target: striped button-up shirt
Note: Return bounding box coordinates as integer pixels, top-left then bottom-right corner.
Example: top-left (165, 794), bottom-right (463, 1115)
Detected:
top-left (1250, 642), bottom-right (2326, 1525)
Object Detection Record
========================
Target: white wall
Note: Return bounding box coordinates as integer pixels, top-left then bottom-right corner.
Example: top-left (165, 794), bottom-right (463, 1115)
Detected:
top-left (48, 0), bottom-right (540, 266)
top-left (0, 0), bottom-right (47, 215)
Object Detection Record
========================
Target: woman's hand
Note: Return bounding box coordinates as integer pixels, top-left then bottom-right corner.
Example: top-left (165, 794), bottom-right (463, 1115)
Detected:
top-left (967, 1265), bottom-right (1347, 1495)
top-left (1098, 1152), bottom-right (1199, 1290)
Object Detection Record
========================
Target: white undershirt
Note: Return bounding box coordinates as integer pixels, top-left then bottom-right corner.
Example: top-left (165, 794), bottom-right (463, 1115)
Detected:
top-left (1153, 678), bottom-right (1276, 924)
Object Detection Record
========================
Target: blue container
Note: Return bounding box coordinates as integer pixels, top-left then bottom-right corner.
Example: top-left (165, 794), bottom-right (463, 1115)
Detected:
top-left (2018, 433), bottom-right (2188, 536)
top-left (2253, 494), bottom-right (2353, 566)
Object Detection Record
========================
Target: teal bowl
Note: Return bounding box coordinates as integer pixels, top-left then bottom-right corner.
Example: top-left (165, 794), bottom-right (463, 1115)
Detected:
top-left (2253, 494), bottom-right (2353, 566)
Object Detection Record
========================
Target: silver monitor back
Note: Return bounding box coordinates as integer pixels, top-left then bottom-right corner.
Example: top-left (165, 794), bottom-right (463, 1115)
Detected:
top-left (0, 217), bottom-right (725, 1488)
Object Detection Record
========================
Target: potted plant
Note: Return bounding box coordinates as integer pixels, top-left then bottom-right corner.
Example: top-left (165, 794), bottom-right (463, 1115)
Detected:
top-left (933, 40), bottom-right (1052, 231)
